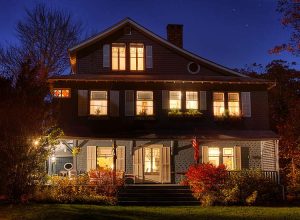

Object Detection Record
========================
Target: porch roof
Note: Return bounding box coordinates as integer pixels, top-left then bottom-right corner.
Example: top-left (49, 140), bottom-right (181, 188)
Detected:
top-left (61, 129), bottom-right (279, 141)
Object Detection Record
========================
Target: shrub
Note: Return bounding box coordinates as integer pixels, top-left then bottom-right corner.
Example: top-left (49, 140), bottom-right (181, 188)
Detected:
top-left (220, 170), bottom-right (281, 205)
top-left (183, 163), bottom-right (228, 206)
top-left (32, 169), bottom-right (124, 205)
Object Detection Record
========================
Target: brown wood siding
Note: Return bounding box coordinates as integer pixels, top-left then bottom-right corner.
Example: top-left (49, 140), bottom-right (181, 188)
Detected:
top-left (50, 80), bottom-right (271, 135)
top-left (76, 27), bottom-right (229, 77)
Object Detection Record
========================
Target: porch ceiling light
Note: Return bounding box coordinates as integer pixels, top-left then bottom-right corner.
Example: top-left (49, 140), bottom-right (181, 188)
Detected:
top-left (51, 155), bottom-right (56, 162)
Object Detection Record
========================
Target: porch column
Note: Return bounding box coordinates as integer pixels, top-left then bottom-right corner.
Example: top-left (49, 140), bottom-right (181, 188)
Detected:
top-left (113, 140), bottom-right (117, 184)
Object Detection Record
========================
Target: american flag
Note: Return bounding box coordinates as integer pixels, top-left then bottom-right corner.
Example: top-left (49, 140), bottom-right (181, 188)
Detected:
top-left (192, 136), bottom-right (199, 163)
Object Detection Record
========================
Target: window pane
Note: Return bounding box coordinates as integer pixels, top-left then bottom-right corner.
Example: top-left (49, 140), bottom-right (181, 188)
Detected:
top-left (97, 147), bottom-right (113, 169)
top-left (120, 57), bottom-right (126, 70)
top-left (130, 44), bottom-right (144, 71)
top-left (213, 92), bottom-right (225, 116)
top-left (112, 57), bottom-right (118, 70)
top-left (228, 93), bottom-right (240, 116)
top-left (209, 148), bottom-right (220, 157)
top-left (152, 148), bottom-right (160, 172)
top-left (208, 148), bottom-right (220, 167)
top-left (169, 91), bottom-right (181, 109)
top-left (136, 101), bottom-right (153, 115)
top-left (137, 91), bottom-right (153, 100)
top-left (91, 91), bottom-right (107, 100)
top-left (186, 91), bottom-right (198, 110)
top-left (144, 148), bottom-right (152, 173)
top-left (112, 45), bottom-right (126, 70)
top-left (223, 148), bottom-right (234, 170)
top-left (130, 58), bottom-right (136, 70)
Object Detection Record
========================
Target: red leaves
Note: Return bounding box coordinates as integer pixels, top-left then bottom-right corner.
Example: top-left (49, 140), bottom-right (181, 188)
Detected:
top-left (184, 163), bottom-right (228, 195)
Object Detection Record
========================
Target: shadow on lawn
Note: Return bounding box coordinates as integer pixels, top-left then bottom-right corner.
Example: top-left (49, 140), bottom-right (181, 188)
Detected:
top-left (1, 204), bottom-right (300, 220)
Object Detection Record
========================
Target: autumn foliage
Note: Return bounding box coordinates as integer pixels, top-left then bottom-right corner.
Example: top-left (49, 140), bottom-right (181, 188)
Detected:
top-left (183, 163), bottom-right (227, 197)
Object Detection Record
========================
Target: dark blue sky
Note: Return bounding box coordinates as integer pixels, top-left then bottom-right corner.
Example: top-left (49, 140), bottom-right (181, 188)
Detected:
top-left (0, 0), bottom-right (299, 70)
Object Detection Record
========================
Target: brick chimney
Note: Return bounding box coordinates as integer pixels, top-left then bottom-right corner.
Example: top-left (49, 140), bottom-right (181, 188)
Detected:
top-left (167, 24), bottom-right (183, 48)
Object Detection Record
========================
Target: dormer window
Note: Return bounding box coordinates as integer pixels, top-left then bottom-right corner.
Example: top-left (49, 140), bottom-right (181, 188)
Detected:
top-left (112, 44), bottom-right (126, 71)
top-left (130, 43), bottom-right (144, 71)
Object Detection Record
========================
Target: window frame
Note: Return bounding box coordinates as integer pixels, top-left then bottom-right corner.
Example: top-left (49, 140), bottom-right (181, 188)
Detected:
top-left (144, 147), bottom-right (160, 174)
top-left (96, 146), bottom-right (114, 170)
top-left (136, 91), bottom-right (154, 116)
top-left (89, 90), bottom-right (108, 116)
top-left (130, 43), bottom-right (145, 71)
top-left (227, 92), bottom-right (241, 116)
top-left (213, 92), bottom-right (225, 117)
top-left (186, 91), bottom-right (199, 110)
top-left (111, 43), bottom-right (126, 71)
top-left (207, 147), bottom-right (235, 170)
top-left (169, 91), bottom-right (182, 110)
top-left (52, 88), bottom-right (71, 98)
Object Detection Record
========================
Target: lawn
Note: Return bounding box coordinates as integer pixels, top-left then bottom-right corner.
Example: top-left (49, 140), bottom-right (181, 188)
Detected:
top-left (1, 204), bottom-right (300, 220)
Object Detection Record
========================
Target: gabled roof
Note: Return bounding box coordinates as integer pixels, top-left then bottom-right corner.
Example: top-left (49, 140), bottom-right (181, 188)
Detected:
top-left (69, 17), bottom-right (248, 78)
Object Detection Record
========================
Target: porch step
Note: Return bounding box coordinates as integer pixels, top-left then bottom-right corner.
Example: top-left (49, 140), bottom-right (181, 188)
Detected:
top-left (118, 185), bottom-right (199, 206)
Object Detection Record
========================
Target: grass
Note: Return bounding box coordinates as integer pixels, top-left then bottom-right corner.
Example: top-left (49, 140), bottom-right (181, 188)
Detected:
top-left (1, 204), bottom-right (300, 220)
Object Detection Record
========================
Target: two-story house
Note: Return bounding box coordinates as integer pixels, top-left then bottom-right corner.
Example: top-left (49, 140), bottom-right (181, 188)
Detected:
top-left (48, 18), bottom-right (279, 184)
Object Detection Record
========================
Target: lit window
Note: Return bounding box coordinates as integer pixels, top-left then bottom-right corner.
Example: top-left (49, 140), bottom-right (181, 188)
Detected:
top-left (90, 91), bottom-right (107, 115)
top-left (53, 89), bottom-right (70, 98)
top-left (144, 148), bottom-right (160, 173)
top-left (97, 147), bottom-right (113, 169)
top-left (112, 44), bottom-right (126, 70)
top-left (136, 91), bottom-right (153, 116)
top-left (169, 91), bottom-right (181, 109)
top-left (223, 148), bottom-right (234, 170)
top-left (208, 148), bottom-right (220, 166)
top-left (228, 93), bottom-right (240, 116)
top-left (213, 92), bottom-right (225, 116)
top-left (186, 91), bottom-right (198, 110)
top-left (130, 43), bottom-right (144, 71)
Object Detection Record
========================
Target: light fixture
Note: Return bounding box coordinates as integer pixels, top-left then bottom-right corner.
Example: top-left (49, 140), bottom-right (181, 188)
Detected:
top-left (33, 139), bottom-right (39, 146)
top-left (51, 155), bottom-right (56, 163)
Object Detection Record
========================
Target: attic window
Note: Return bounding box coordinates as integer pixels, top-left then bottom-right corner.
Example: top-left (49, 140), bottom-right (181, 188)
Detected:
top-left (187, 62), bottom-right (200, 74)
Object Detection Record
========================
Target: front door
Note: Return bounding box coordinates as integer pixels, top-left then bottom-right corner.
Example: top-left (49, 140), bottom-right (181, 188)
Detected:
top-left (133, 145), bottom-right (171, 183)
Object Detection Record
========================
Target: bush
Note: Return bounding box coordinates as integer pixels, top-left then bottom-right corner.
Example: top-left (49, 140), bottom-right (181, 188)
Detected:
top-left (32, 169), bottom-right (124, 205)
top-left (182, 163), bottom-right (228, 206)
top-left (183, 164), bottom-right (281, 206)
top-left (220, 170), bottom-right (281, 205)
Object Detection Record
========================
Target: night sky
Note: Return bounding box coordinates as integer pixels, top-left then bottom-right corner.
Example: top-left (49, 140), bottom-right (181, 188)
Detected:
top-left (0, 0), bottom-right (299, 70)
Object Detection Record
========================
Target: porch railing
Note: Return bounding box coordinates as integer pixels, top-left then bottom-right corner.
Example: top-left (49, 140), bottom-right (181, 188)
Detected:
top-left (228, 170), bottom-right (279, 184)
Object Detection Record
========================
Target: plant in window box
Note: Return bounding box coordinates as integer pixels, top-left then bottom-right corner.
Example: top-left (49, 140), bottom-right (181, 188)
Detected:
top-left (72, 146), bottom-right (81, 156)
top-left (95, 108), bottom-right (101, 115)
top-left (214, 110), bottom-right (242, 122)
top-left (168, 109), bottom-right (183, 117)
top-left (185, 109), bottom-right (202, 117)
top-left (138, 110), bottom-right (148, 116)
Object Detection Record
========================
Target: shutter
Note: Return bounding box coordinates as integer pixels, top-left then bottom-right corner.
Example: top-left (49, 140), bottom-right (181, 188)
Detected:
top-left (241, 147), bottom-right (250, 169)
top-left (146, 45), bottom-right (153, 68)
top-left (199, 91), bottom-right (207, 110)
top-left (78, 90), bottom-right (88, 116)
top-left (161, 147), bottom-right (171, 183)
top-left (116, 146), bottom-right (125, 172)
top-left (103, 44), bottom-right (110, 68)
top-left (202, 146), bottom-right (208, 163)
top-left (110, 90), bottom-right (119, 117)
top-left (125, 90), bottom-right (134, 116)
top-left (86, 146), bottom-right (96, 171)
top-left (234, 146), bottom-right (242, 170)
top-left (162, 90), bottom-right (170, 110)
top-left (133, 148), bottom-right (143, 183)
top-left (241, 92), bottom-right (251, 117)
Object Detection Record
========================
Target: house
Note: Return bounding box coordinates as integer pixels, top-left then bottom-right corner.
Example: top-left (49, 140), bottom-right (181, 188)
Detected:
top-left (48, 18), bottom-right (279, 184)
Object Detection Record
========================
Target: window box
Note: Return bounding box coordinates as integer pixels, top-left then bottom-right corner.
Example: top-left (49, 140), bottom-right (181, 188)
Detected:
top-left (168, 109), bottom-right (202, 118)
top-left (214, 110), bottom-right (242, 122)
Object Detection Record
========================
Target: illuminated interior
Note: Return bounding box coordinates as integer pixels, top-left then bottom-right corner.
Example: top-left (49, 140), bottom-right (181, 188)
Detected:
top-left (144, 148), bottom-right (160, 173)
top-left (97, 147), bottom-right (113, 169)
top-left (90, 91), bottom-right (108, 115)
top-left (223, 148), bottom-right (234, 170)
top-left (228, 93), bottom-right (240, 116)
top-left (136, 91), bottom-right (153, 115)
top-left (130, 43), bottom-right (144, 71)
top-left (53, 89), bottom-right (70, 98)
top-left (169, 91), bottom-right (181, 109)
top-left (112, 44), bottom-right (126, 70)
top-left (208, 147), bottom-right (220, 166)
top-left (213, 92), bottom-right (225, 116)
top-left (186, 91), bottom-right (198, 110)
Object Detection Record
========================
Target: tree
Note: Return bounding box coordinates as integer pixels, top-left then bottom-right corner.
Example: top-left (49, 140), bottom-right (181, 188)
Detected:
top-left (270, 0), bottom-right (300, 56)
top-left (0, 3), bottom-right (81, 80)
top-left (0, 60), bottom-right (63, 202)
